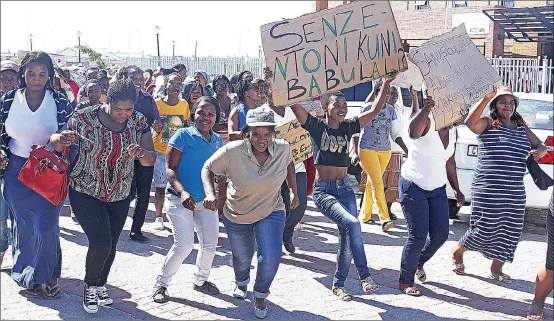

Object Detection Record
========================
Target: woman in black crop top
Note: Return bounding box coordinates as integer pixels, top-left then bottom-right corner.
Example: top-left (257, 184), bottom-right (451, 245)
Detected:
top-left (288, 72), bottom-right (397, 301)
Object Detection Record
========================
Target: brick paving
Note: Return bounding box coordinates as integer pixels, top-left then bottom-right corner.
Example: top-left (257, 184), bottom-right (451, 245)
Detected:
top-left (1, 191), bottom-right (553, 320)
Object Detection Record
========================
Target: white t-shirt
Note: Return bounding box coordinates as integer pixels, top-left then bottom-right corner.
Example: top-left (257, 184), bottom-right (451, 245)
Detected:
top-left (5, 90), bottom-right (58, 158)
top-left (401, 117), bottom-right (456, 191)
top-left (261, 104), bottom-right (306, 173)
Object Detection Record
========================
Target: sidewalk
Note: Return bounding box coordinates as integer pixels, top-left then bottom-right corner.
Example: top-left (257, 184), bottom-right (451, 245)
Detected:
top-left (1, 192), bottom-right (552, 320)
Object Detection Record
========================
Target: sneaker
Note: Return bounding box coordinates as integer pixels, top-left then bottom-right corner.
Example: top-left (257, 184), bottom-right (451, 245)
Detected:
top-left (96, 286), bottom-right (113, 306)
top-left (83, 285), bottom-right (99, 314)
top-left (389, 213), bottom-right (398, 221)
top-left (154, 217), bottom-right (165, 231)
top-left (254, 297), bottom-right (268, 319)
top-left (152, 286), bottom-right (169, 303)
top-left (193, 281), bottom-right (220, 295)
top-left (130, 232), bottom-right (150, 243)
top-left (233, 285), bottom-right (248, 299)
top-left (283, 241), bottom-right (295, 254)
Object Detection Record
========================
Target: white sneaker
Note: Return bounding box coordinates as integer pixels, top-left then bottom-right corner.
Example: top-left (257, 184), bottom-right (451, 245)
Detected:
top-left (96, 286), bottom-right (113, 306)
top-left (154, 217), bottom-right (165, 231)
top-left (83, 285), bottom-right (99, 314)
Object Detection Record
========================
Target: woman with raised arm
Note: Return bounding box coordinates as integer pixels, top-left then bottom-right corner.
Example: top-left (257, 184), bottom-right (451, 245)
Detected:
top-left (287, 69), bottom-right (397, 301)
top-left (451, 86), bottom-right (547, 282)
top-left (397, 91), bottom-right (465, 297)
top-left (227, 78), bottom-right (261, 141)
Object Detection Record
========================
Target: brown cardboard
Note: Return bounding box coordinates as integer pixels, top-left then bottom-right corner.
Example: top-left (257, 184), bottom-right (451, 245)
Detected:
top-left (261, 1), bottom-right (406, 106)
top-left (275, 119), bottom-right (312, 165)
top-left (408, 24), bottom-right (502, 130)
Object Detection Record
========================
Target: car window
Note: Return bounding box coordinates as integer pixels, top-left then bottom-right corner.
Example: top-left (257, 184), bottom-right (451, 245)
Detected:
top-left (482, 99), bottom-right (553, 130)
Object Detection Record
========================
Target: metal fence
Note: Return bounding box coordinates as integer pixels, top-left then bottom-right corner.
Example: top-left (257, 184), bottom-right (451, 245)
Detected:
top-left (99, 55), bottom-right (552, 94)
top-left (488, 56), bottom-right (553, 94)
top-left (103, 56), bottom-right (266, 79)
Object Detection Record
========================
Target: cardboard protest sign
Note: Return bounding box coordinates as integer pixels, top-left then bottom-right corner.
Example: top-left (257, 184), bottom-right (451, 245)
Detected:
top-left (391, 57), bottom-right (425, 90)
top-left (299, 100), bottom-right (324, 117)
top-left (275, 119), bottom-right (312, 164)
top-left (408, 24), bottom-right (502, 129)
top-left (261, 1), bottom-right (406, 106)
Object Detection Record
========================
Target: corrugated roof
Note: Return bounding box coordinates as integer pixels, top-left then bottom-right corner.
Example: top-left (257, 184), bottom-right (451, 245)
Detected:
top-left (482, 6), bottom-right (553, 43)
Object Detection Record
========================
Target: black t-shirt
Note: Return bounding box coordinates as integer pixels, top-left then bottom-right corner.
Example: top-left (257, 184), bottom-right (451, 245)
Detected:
top-left (302, 114), bottom-right (360, 167)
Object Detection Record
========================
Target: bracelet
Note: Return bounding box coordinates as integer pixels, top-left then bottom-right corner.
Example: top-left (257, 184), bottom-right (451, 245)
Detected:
top-left (138, 150), bottom-right (146, 158)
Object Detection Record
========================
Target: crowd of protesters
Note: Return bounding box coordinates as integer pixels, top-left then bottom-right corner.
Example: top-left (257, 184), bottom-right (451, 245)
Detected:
top-left (0, 52), bottom-right (552, 320)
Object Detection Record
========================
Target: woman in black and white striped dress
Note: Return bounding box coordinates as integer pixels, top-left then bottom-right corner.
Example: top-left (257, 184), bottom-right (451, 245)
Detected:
top-left (451, 85), bottom-right (548, 282)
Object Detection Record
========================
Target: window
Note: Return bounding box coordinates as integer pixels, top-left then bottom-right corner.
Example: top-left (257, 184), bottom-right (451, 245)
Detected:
top-left (547, 0), bottom-right (553, 5)
top-left (453, 1), bottom-right (468, 7)
top-left (502, 0), bottom-right (515, 7)
top-left (415, 0), bottom-right (430, 10)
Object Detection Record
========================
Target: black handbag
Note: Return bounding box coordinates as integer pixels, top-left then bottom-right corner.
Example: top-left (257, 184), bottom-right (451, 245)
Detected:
top-left (526, 156), bottom-right (554, 191)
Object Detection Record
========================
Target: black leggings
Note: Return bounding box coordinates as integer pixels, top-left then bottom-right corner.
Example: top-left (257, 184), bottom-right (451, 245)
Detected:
top-left (130, 160), bottom-right (154, 234)
top-left (69, 188), bottom-right (131, 286)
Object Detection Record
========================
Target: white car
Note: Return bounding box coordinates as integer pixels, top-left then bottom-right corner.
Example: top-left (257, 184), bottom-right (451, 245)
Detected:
top-left (446, 92), bottom-right (554, 216)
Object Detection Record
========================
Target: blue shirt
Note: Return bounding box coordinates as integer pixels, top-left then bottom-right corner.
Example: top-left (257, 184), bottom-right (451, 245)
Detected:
top-left (235, 103), bottom-right (248, 130)
top-left (168, 127), bottom-right (223, 201)
top-left (359, 103), bottom-right (397, 151)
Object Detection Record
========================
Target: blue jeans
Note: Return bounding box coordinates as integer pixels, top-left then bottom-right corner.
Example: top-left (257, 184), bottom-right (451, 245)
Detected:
top-left (398, 176), bottom-right (449, 285)
top-left (312, 176), bottom-right (371, 288)
top-left (222, 210), bottom-right (285, 299)
top-left (1, 180), bottom-right (11, 253)
top-left (281, 172), bottom-right (308, 244)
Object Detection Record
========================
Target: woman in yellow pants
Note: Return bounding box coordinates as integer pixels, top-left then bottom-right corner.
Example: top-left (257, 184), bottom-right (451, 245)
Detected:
top-left (356, 83), bottom-right (399, 231)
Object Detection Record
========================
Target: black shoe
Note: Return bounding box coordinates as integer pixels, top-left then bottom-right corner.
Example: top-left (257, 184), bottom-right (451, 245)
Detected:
top-left (130, 232), bottom-right (150, 243)
top-left (43, 280), bottom-right (61, 299)
top-left (283, 241), bottom-right (295, 254)
top-left (152, 286), bottom-right (169, 303)
top-left (20, 284), bottom-right (45, 299)
top-left (193, 281), bottom-right (220, 295)
top-left (389, 213), bottom-right (398, 221)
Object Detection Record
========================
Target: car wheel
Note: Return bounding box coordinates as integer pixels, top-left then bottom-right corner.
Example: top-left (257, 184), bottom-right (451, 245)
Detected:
top-left (448, 199), bottom-right (461, 219)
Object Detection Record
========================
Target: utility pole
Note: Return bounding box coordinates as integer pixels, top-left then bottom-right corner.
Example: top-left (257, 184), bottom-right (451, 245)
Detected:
top-left (77, 31), bottom-right (82, 63)
top-left (172, 41), bottom-right (175, 57)
top-left (155, 26), bottom-right (161, 66)
top-left (194, 40), bottom-right (198, 59)
top-left (29, 34), bottom-right (33, 51)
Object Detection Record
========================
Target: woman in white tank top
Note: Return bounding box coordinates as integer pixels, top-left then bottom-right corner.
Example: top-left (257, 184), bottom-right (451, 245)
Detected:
top-left (398, 94), bottom-right (465, 296)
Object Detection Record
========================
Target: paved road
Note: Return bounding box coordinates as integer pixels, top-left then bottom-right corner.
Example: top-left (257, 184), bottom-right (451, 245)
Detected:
top-left (1, 192), bottom-right (553, 320)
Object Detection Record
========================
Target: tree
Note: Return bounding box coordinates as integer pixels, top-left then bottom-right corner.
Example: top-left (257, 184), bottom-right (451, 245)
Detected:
top-left (77, 45), bottom-right (106, 69)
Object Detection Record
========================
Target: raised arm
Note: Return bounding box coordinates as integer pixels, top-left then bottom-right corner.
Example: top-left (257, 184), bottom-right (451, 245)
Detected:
top-left (409, 87), bottom-right (420, 119)
top-left (464, 86), bottom-right (497, 135)
top-left (408, 96), bottom-right (433, 139)
top-left (290, 103), bottom-right (309, 126)
top-left (227, 108), bottom-right (242, 141)
top-left (358, 73), bottom-right (397, 128)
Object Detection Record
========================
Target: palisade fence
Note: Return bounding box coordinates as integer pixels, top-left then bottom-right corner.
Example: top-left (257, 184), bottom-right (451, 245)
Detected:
top-left (101, 55), bottom-right (553, 94)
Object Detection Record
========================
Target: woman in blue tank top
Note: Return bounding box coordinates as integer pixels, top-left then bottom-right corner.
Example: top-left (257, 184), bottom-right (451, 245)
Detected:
top-left (227, 78), bottom-right (261, 141)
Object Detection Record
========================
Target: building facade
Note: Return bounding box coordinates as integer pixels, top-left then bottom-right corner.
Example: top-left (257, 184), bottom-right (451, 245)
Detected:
top-left (311, 0), bottom-right (553, 58)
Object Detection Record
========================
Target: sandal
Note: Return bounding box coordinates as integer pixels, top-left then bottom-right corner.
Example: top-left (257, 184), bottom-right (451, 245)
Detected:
top-left (382, 221), bottom-right (397, 232)
top-left (332, 287), bottom-right (352, 302)
top-left (415, 268), bottom-right (427, 283)
top-left (361, 277), bottom-right (378, 292)
top-left (490, 272), bottom-right (512, 284)
top-left (452, 262), bottom-right (465, 275)
top-left (399, 284), bottom-right (421, 297)
top-left (527, 303), bottom-right (545, 320)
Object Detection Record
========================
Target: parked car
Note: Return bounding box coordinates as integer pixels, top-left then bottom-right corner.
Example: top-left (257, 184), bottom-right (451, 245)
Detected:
top-left (446, 92), bottom-right (554, 216)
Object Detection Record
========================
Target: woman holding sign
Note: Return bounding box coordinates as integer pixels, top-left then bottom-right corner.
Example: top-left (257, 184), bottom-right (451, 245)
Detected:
top-left (262, 85), bottom-right (308, 254)
top-left (286, 68), bottom-right (397, 301)
top-left (451, 86), bottom-right (548, 283)
top-left (398, 92), bottom-right (465, 296)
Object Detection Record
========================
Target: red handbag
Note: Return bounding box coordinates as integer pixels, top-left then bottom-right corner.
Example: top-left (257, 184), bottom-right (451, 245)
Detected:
top-left (18, 143), bottom-right (69, 206)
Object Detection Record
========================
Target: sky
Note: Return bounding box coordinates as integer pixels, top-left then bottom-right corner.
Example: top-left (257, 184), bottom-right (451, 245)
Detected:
top-left (0, 1), bottom-right (314, 57)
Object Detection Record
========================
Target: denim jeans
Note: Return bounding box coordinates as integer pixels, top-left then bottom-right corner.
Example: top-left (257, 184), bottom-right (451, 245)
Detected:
top-left (156, 194), bottom-right (219, 288)
top-left (222, 210), bottom-right (285, 299)
top-left (281, 172), bottom-right (308, 244)
top-left (69, 188), bottom-right (131, 286)
top-left (398, 176), bottom-right (449, 285)
top-left (1, 180), bottom-right (11, 253)
top-left (312, 176), bottom-right (371, 288)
